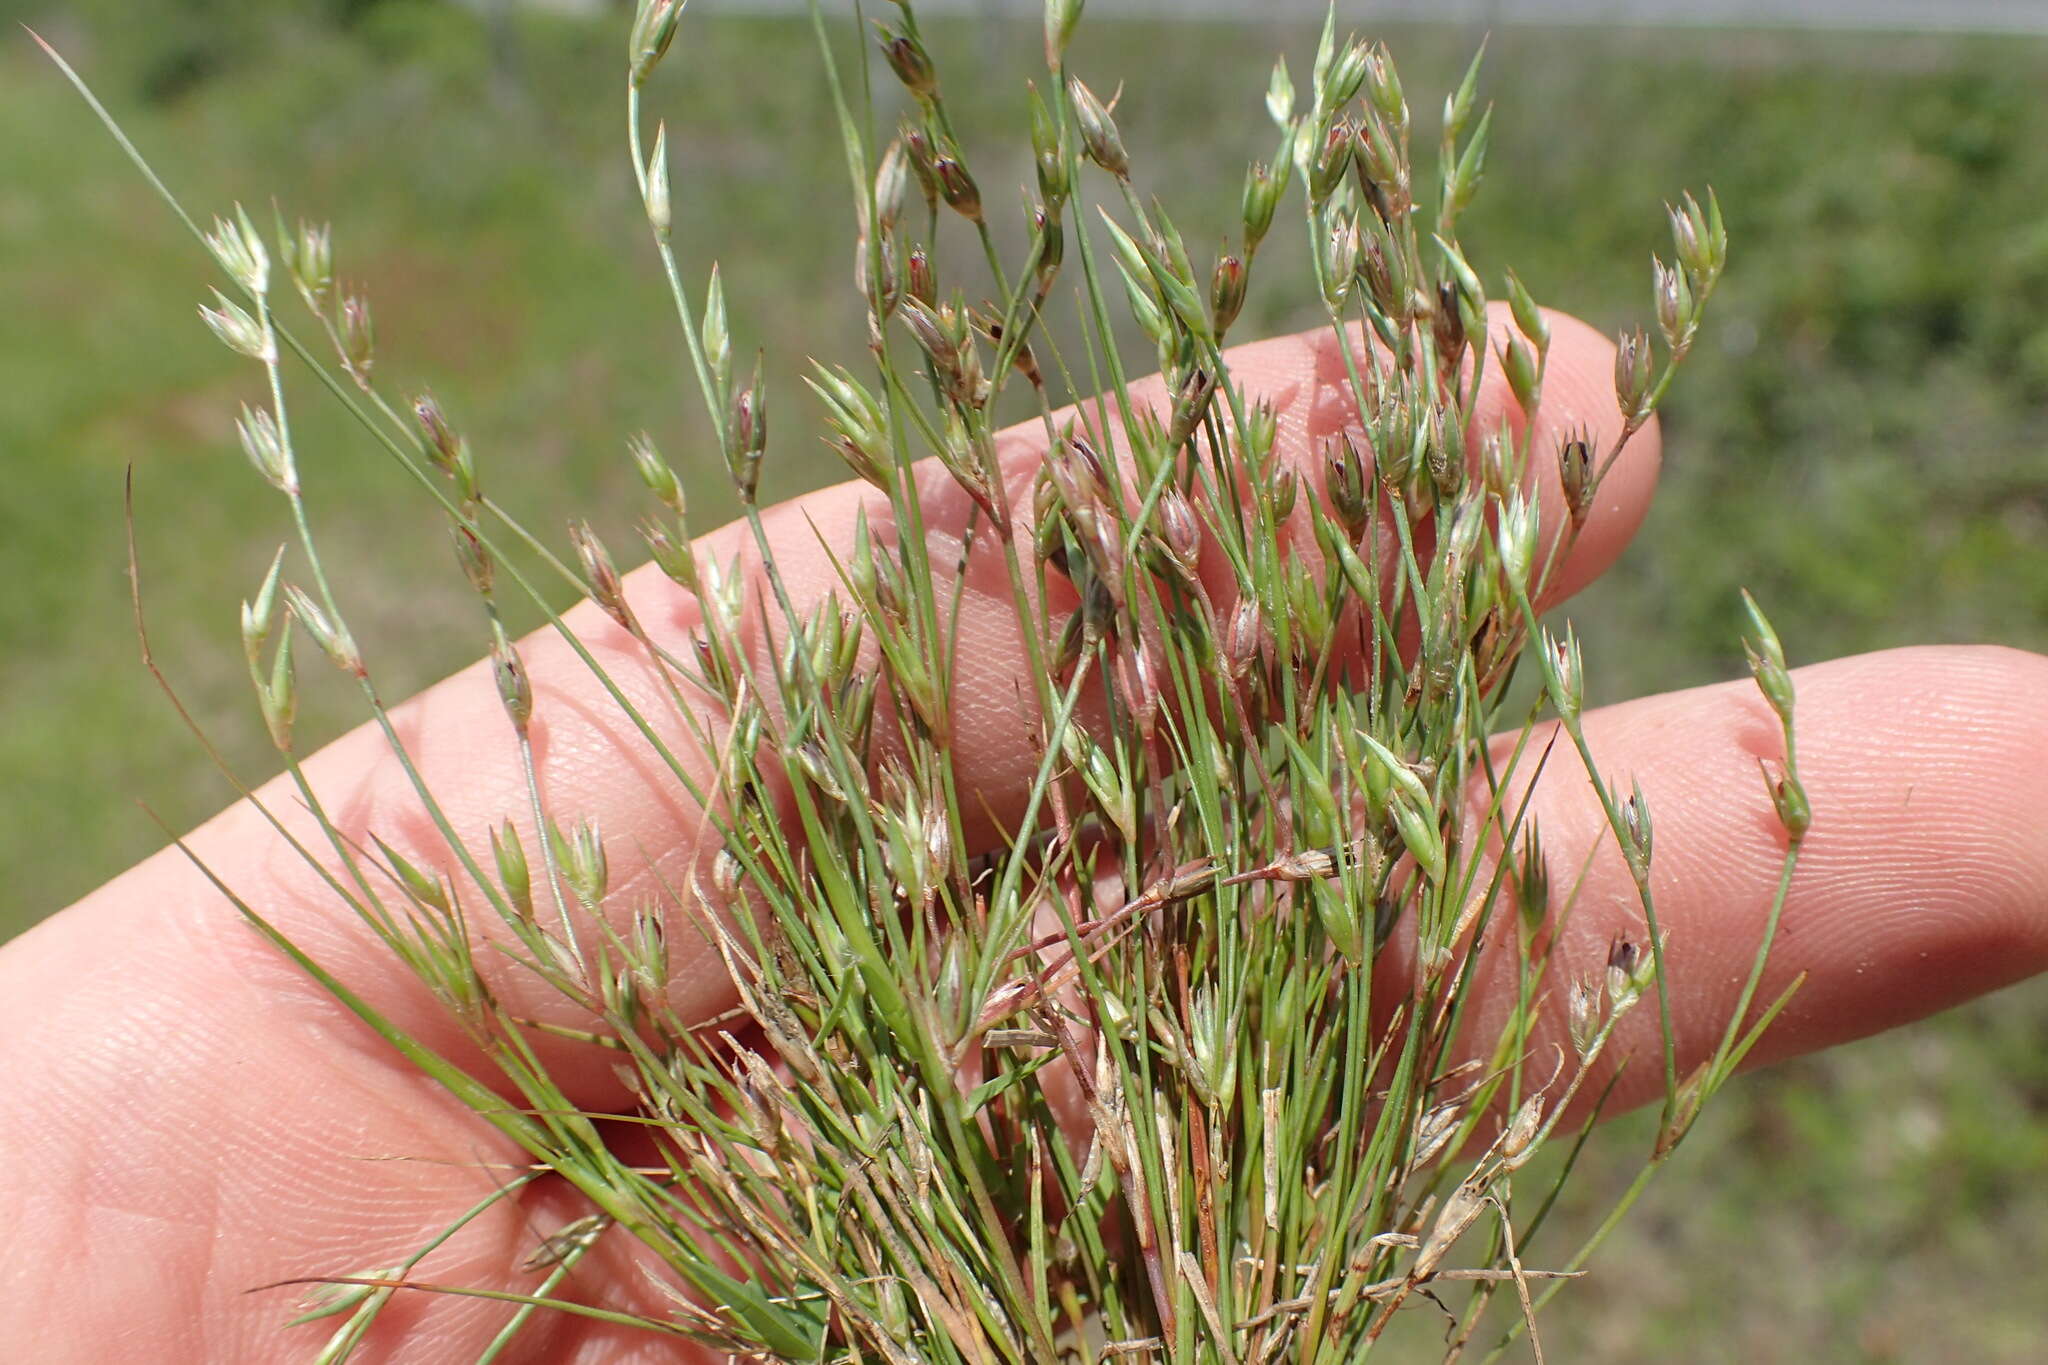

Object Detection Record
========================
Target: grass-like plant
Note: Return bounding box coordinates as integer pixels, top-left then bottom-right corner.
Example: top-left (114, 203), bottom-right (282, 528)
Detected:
top-left (43, 0), bottom-right (1810, 1359)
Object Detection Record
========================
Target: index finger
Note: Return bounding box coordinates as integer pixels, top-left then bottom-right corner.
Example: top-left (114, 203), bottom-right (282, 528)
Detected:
top-left (41, 309), bottom-right (1658, 1093)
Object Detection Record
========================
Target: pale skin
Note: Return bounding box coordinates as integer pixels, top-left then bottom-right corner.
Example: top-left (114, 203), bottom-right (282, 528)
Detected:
top-left (3, 312), bottom-right (2045, 1363)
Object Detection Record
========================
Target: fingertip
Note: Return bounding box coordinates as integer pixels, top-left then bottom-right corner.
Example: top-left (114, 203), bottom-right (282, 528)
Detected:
top-left (1498, 644), bottom-right (2048, 1117)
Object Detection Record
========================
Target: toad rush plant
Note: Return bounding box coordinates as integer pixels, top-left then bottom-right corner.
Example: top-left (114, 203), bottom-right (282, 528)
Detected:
top-left (44, 0), bottom-right (1808, 1359)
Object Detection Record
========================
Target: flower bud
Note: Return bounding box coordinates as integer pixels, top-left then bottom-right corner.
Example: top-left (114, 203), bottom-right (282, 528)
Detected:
top-left (198, 289), bottom-right (272, 362)
top-left (282, 218), bottom-right (332, 316)
top-left (701, 265), bottom-right (730, 393)
top-left (1543, 623), bottom-right (1582, 722)
top-left (452, 523), bottom-right (493, 597)
top-left (1363, 44), bottom-right (1405, 126)
top-left (1309, 121), bottom-right (1353, 202)
top-left (1500, 330), bottom-right (1540, 414)
top-left (1326, 434), bottom-right (1369, 543)
top-left (1242, 160), bottom-right (1282, 253)
top-left (1070, 78), bottom-right (1130, 179)
top-left (1266, 54), bottom-right (1294, 128)
top-left (1739, 587), bottom-right (1787, 675)
top-left (239, 546), bottom-right (288, 672)
top-left (1767, 766), bottom-right (1812, 839)
top-left (1320, 214), bottom-right (1360, 309)
top-left (283, 584), bottom-right (363, 678)
top-left (629, 0), bottom-right (682, 86)
top-left (628, 431), bottom-right (682, 512)
top-left (413, 394), bottom-right (459, 466)
top-left (1495, 489), bottom-right (1539, 596)
top-left (491, 822), bottom-right (532, 921)
top-left (1270, 465), bottom-right (1298, 523)
top-left (1028, 83), bottom-right (1069, 206)
top-left (1325, 39), bottom-right (1372, 108)
top-left (247, 627), bottom-right (309, 738)
top-left (205, 205), bottom-right (269, 298)
top-left (1390, 792), bottom-right (1447, 887)
top-left (642, 520), bottom-right (698, 592)
top-left (1653, 255), bottom-right (1692, 349)
top-left (1622, 781), bottom-right (1654, 874)
top-left (1668, 189), bottom-right (1727, 286)
top-left (1044, 0), bottom-right (1082, 67)
top-left (644, 122), bottom-right (671, 239)
top-left (1614, 325), bottom-right (1653, 420)
top-left (1516, 823), bottom-right (1550, 936)
top-left (1244, 398), bottom-right (1279, 469)
top-left (235, 403), bottom-right (295, 495)
top-left (340, 293), bottom-right (374, 388)
top-left (556, 818), bottom-right (609, 907)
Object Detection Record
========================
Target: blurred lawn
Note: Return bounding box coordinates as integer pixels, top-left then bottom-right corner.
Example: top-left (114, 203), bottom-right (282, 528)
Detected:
top-left (4, 0), bottom-right (2046, 1358)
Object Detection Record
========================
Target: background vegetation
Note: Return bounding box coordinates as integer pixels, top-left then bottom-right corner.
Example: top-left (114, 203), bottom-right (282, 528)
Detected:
top-left (4, 0), bottom-right (2044, 1358)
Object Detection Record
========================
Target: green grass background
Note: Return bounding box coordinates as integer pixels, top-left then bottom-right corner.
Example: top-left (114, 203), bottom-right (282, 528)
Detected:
top-left (4, 1), bottom-right (2046, 1358)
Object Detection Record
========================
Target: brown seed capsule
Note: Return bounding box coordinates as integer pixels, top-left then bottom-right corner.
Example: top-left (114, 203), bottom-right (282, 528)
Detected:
top-left (1326, 434), bottom-right (1370, 543)
top-left (1568, 981), bottom-right (1600, 1057)
top-left (728, 372), bottom-right (766, 505)
top-left (901, 125), bottom-right (940, 212)
top-left (906, 246), bottom-right (937, 307)
top-left (1433, 279), bottom-right (1466, 366)
top-left (570, 520), bottom-right (632, 630)
top-left (1615, 324), bottom-right (1654, 419)
top-left (493, 636), bottom-right (532, 732)
top-left (1129, 638), bottom-right (1162, 739)
top-left (932, 155), bottom-right (982, 223)
top-left (1502, 1095), bottom-right (1544, 1164)
top-left (1210, 252), bottom-right (1246, 335)
top-left (879, 30), bottom-right (936, 98)
top-left (1225, 598), bottom-right (1263, 679)
top-left (1558, 435), bottom-right (1594, 524)
top-left (1033, 206), bottom-right (1064, 289)
top-left (1158, 486), bottom-right (1201, 580)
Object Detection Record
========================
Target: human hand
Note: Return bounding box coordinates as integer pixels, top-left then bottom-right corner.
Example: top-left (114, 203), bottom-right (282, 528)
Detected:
top-left (3, 313), bottom-right (2044, 1363)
